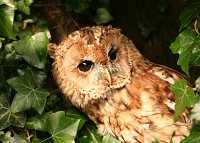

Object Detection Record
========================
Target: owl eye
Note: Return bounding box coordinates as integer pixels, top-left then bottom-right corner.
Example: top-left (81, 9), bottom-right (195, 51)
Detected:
top-left (108, 48), bottom-right (117, 60)
top-left (78, 60), bottom-right (93, 72)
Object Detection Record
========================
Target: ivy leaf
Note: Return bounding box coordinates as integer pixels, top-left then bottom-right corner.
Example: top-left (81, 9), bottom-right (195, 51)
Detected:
top-left (169, 29), bottom-right (196, 76)
top-left (0, 46), bottom-right (21, 94)
top-left (11, 134), bottom-right (27, 143)
top-left (94, 8), bottom-right (113, 25)
top-left (26, 112), bottom-right (48, 131)
top-left (0, 0), bottom-right (15, 6)
top-left (26, 68), bottom-right (47, 88)
top-left (170, 79), bottom-right (196, 122)
top-left (45, 94), bottom-right (61, 111)
top-left (191, 101), bottom-right (200, 121)
top-left (152, 139), bottom-right (160, 143)
top-left (138, 22), bottom-right (157, 39)
top-left (65, 0), bottom-right (89, 13)
top-left (0, 93), bottom-right (26, 130)
top-left (0, 4), bottom-right (15, 39)
top-left (66, 107), bottom-right (89, 130)
top-left (157, 0), bottom-right (170, 13)
top-left (17, 0), bottom-right (32, 15)
top-left (0, 37), bottom-right (5, 48)
top-left (26, 111), bottom-right (80, 143)
top-left (47, 111), bottom-right (80, 143)
top-left (195, 77), bottom-right (200, 92)
top-left (10, 89), bottom-right (49, 114)
top-left (77, 136), bottom-right (93, 143)
top-left (0, 131), bottom-right (12, 143)
top-left (14, 32), bottom-right (49, 69)
top-left (181, 124), bottom-right (200, 143)
top-left (79, 122), bottom-right (102, 143)
top-left (102, 134), bottom-right (121, 143)
top-left (6, 70), bottom-right (50, 114)
top-left (179, 0), bottom-right (200, 31)
top-left (0, 44), bottom-right (22, 73)
top-left (36, 19), bottom-right (51, 40)
top-left (0, 68), bottom-right (11, 96)
top-left (189, 36), bottom-right (200, 66)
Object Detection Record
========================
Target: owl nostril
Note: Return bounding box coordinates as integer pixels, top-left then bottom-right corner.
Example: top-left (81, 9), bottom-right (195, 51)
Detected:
top-left (78, 60), bottom-right (93, 72)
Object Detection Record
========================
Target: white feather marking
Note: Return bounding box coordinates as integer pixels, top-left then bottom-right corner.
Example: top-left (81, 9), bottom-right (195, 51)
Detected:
top-left (154, 71), bottom-right (175, 84)
top-left (164, 99), bottom-right (175, 110)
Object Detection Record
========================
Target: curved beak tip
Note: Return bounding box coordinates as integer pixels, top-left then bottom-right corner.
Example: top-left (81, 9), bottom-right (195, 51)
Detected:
top-left (103, 68), bottom-right (112, 84)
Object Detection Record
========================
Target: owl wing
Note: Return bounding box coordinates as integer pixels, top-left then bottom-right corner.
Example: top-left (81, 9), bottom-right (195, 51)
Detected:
top-left (150, 63), bottom-right (194, 87)
top-left (121, 62), bottom-right (193, 142)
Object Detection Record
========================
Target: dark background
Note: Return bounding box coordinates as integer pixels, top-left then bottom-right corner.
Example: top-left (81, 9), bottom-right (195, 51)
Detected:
top-left (110, 0), bottom-right (185, 69)
top-left (109, 0), bottom-right (199, 81)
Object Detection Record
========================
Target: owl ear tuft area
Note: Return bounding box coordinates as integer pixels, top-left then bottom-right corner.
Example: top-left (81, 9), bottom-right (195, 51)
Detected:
top-left (48, 43), bottom-right (58, 59)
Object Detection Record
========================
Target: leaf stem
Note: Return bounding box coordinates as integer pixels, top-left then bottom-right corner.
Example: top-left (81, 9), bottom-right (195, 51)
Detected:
top-left (194, 19), bottom-right (199, 35)
top-left (40, 136), bottom-right (52, 143)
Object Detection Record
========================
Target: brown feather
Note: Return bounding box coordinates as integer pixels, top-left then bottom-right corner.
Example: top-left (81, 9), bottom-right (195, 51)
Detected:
top-left (49, 26), bottom-right (192, 143)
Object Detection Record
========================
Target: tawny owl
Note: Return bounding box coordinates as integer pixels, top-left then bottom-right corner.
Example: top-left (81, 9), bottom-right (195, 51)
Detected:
top-left (48, 26), bottom-right (192, 143)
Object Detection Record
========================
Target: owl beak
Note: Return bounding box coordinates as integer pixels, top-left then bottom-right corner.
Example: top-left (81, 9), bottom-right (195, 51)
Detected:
top-left (103, 67), bottom-right (112, 84)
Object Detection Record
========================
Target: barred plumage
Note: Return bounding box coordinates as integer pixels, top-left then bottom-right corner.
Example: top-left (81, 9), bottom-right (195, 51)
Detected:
top-left (48, 26), bottom-right (192, 143)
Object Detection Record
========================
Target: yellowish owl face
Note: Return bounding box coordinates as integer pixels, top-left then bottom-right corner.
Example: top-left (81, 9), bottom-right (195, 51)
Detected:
top-left (51, 26), bottom-right (141, 106)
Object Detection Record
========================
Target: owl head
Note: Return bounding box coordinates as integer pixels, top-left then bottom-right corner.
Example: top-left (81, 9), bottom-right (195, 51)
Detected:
top-left (48, 26), bottom-right (143, 108)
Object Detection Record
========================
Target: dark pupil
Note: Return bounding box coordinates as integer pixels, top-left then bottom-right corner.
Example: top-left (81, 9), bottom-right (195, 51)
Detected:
top-left (78, 60), bottom-right (93, 72)
top-left (108, 49), bottom-right (117, 60)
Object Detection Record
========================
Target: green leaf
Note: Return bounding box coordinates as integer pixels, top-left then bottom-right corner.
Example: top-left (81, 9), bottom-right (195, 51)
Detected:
top-left (181, 124), bottom-right (200, 143)
top-left (45, 94), bottom-right (61, 111)
top-left (36, 19), bottom-right (51, 40)
top-left (47, 111), bottom-right (80, 143)
top-left (7, 70), bottom-right (35, 92)
top-left (170, 79), bottom-right (196, 122)
top-left (77, 136), bottom-right (93, 143)
top-left (102, 134), bottom-right (121, 143)
top-left (157, 0), bottom-right (170, 13)
top-left (0, 0), bottom-right (15, 8)
top-left (190, 36), bottom-right (200, 66)
top-left (0, 44), bottom-right (22, 72)
top-left (0, 4), bottom-right (15, 39)
top-left (191, 101), bottom-right (200, 121)
top-left (11, 134), bottom-right (27, 143)
top-left (66, 107), bottom-right (89, 130)
top-left (26, 112), bottom-right (48, 131)
top-left (0, 0), bottom-right (15, 6)
top-left (65, 0), bottom-right (90, 13)
top-left (0, 37), bottom-right (5, 48)
top-left (152, 139), bottom-right (160, 143)
top-left (0, 68), bottom-right (10, 95)
top-left (27, 68), bottom-right (47, 88)
top-left (195, 77), bottom-right (200, 92)
top-left (17, 26), bottom-right (33, 39)
top-left (179, 0), bottom-right (200, 31)
top-left (24, 0), bottom-right (34, 6)
top-left (169, 29), bottom-right (196, 76)
top-left (94, 7), bottom-right (113, 25)
top-left (170, 132), bottom-right (176, 143)
top-left (0, 93), bottom-right (26, 130)
top-left (27, 111), bottom-right (80, 143)
top-left (138, 22), bottom-right (157, 39)
top-left (0, 131), bottom-right (12, 143)
top-left (14, 32), bottom-right (49, 69)
top-left (80, 122), bottom-right (102, 143)
top-left (0, 45), bottom-right (21, 94)
top-left (7, 70), bottom-right (50, 114)
top-left (17, 0), bottom-right (32, 15)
